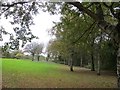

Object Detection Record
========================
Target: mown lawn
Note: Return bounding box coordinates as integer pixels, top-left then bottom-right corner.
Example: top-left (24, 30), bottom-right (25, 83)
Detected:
top-left (2, 58), bottom-right (117, 88)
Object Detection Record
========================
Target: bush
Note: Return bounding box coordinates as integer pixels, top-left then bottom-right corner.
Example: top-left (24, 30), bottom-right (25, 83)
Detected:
top-left (15, 53), bottom-right (24, 59)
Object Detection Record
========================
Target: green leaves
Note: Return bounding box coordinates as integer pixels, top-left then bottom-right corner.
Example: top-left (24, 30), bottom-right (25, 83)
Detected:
top-left (0, 1), bottom-right (40, 49)
top-left (47, 2), bottom-right (117, 70)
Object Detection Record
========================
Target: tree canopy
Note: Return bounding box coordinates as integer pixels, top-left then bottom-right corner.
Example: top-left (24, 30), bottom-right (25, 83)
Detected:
top-left (24, 42), bottom-right (44, 61)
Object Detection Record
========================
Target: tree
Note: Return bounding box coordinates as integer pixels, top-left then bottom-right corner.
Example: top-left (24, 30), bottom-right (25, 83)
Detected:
top-left (1, 43), bottom-right (11, 58)
top-left (61, 2), bottom-right (120, 86)
top-left (46, 39), bottom-right (71, 65)
top-left (65, 2), bottom-right (120, 86)
top-left (0, 1), bottom-right (120, 87)
top-left (36, 43), bottom-right (44, 61)
top-left (0, 1), bottom-right (39, 49)
top-left (49, 4), bottom-right (98, 71)
top-left (100, 40), bottom-right (117, 71)
top-left (24, 42), bottom-right (43, 61)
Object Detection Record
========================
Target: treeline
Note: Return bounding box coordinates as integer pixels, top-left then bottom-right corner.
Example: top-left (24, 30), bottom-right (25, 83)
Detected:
top-left (46, 4), bottom-right (117, 74)
top-left (0, 43), bottom-right (31, 60)
top-left (0, 42), bottom-right (45, 61)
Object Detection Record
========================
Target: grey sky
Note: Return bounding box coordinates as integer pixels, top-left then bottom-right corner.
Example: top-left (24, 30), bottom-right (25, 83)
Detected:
top-left (0, 11), bottom-right (61, 49)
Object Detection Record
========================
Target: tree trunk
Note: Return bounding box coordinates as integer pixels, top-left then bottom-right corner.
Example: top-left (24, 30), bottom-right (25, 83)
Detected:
top-left (46, 54), bottom-right (50, 61)
top-left (91, 51), bottom-right (95, 71)
top-left (80, 56), bottom-right (83, 67)
top-left (64, 59), bottom-right (67, 65)
top-left (70, 58), bottom-right (73, 71)
top-left (32, 53), bottom-right (34, 61)
top-left (117, 44), bottom-right (120, 87)
top-left (91, 37), bottom-right (95, 71)
top-left (46, 57), bottom-right (48, 61)
top-left (97, 53), bottom-right (100, 75)
top-left (113, 20), bottom-right (120, 89)
top-left (70, 65), bottom-right (73, 71)
top-left (97, 30), bottom-right (102, 75)
top-left (37, 56), bottom-right (40, 61)
top-left (70, 49), bottom-right (74, 72)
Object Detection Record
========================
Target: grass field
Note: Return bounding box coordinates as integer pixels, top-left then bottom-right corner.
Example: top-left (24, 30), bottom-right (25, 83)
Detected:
top-left (2, 58), bottom-right (117, 88)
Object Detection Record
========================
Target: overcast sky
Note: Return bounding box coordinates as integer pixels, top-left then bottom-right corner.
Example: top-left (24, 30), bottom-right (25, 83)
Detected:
top-left (0, 11), bottom-right (61, 50)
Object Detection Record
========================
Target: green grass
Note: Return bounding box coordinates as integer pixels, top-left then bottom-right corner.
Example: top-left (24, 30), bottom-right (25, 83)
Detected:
top-left (2, 58), bottom-right (117, 88)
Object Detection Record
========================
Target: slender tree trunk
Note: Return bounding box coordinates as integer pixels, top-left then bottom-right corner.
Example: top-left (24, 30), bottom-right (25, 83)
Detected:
top-left (46, 54), bottom-right (50, 61)
top-left (91, 37), bottom-right (95, 71)
top-left (117, 44), bottom-right (120, 87)
top-left (70, 58), bottom-right (73, 71)
top-left (32, 53), bottom-right (34, 61)
top-left (46, 57), bottom-right (48, 61)
top-left (97, 30), bottom-right (102, 75)
top-left (80, 56), bottom-right (83, 67)
top-left (97, 53), bottom-right (100, 75)
top-left (70, 50), bottom-right (74, 71)
top-left (91, 51), bottom-right (95, 71)
top-left (64, 59), bottom-right (66, 65)
top-left (113, 22), bottom-right (120, 89)
top-left (37, 55), bottom-right (40, 61)
top-left (68, 44), bottom-right (74, 71)
top-left (97, 50), bottom-right (101, 75)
